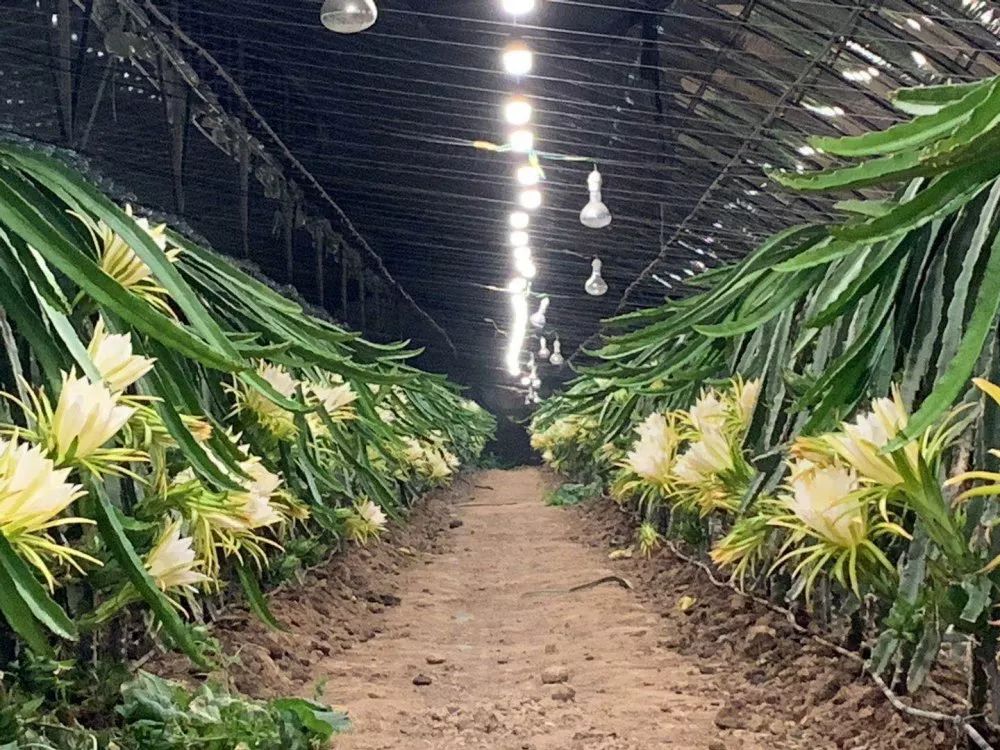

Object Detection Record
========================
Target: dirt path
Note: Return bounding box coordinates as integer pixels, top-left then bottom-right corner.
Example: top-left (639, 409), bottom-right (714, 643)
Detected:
top-left (160, 467), bottom-right (958, 749)
top-left (330, 467), bottom-right (723, 749)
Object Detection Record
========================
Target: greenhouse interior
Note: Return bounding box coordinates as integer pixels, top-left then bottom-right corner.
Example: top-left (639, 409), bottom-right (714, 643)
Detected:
top-left (6, 0), bottom-right (1000, 747)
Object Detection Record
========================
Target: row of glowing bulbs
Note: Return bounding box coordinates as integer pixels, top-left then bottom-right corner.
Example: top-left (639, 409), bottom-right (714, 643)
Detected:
top-left (501, 0), bottom-right (541, 382)
top-left (499, 0), bottom-right (613, 389)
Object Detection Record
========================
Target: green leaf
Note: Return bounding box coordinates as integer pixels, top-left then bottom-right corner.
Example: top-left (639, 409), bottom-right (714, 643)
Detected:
top-left (833, 163), bottom-right (1000, 244)
top-left (768, 150), bottom-right (928, 193)
top-left (90, 484), bottom-right (208, 667)
top-left (1, 145), bottom-right (247, 363)
top-left (693, 267), bottom-right (822, 337)
top-left (885, 225), bottom-right (1000, 451)
top-left (906, 613), bottom-right (941, 693)
top-left (0, 167), bottom-right (242, 372)
top-left (272, 698), bottom-right (351, 738)
top-left (0, 554), bottom-right (53, 657)
top-left (235, 561), bottom-right (286, 632)
top-left (960, 576), bottom-right (992, 623)
top-left (0, 535), bottom-right (77, 641)
top-left (811, 81), bottom-right (991, 157)
top-left (892, 80), bottom-right (989, 115)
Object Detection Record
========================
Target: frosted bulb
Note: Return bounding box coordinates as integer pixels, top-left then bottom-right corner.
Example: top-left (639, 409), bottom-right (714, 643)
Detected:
top-left (550, 339), bottom-right (564, 366)
top-left (519, 189), bottom-right (542, 210)
top-left (504, 97), bottom-right (532, 126)
top-left (585, 257), bottom-right (608, 296)
top-left (538, 337), bottom-right (550, 360)
top-left (510, 230), bottom-right (529, 247)
top-left (530, 297), bottom-right (549, 328)
top-left (516, 165), bottom-right (540, 186)
top-left (502, 38), bottom-right (533, 75)
top-left (502, 0), bottom-right (535, 14)
top-left (517, 257), bottom-right (537, 279)
top-left (320, 0), bottom-right (378, 33)
top-left (580, 167), bottom-right (612, 229)
top-left (513, 245), bottom-right (531, 262)
top-left (509, 211), bottom-right (530, 230)
top-left (509, 129), bottom-right (534, 153)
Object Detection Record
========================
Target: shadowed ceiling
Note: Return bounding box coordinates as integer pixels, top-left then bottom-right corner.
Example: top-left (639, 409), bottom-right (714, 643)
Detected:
top-left (3, 0), bottom-right (1000, 411)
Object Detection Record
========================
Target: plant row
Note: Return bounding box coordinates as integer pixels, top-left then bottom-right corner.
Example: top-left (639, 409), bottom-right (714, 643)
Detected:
top-left (0, 137), bottom-right (494, 746)
top-left (531, 75), bottom-right (1000, 729)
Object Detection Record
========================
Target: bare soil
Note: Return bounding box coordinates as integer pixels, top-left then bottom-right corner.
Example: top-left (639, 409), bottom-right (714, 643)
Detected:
top-left (154, 467), bottom-right (962, 749)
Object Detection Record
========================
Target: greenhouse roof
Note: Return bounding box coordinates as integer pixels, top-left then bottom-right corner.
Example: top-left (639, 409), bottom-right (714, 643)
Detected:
top-left (2, 0), bottom-right (1000, 405)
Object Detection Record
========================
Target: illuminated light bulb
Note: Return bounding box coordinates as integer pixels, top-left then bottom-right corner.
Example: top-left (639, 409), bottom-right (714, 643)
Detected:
top-left (519, 188), bottom-right (542, 210)
top-left (502, 0), bottom-right (536, 15)
top-left (579, 167), bottom-right (612, 229)
top-left (320, 0), bottom-right (378, 33)
top-left (509, 129), bottom-right (534, 153)
top-left (509, 211), bottom-right (530, 230)
top-left (516, 164), bottom-right (540, 186)
top-left (538, 336), bottom-right (550, 360)
top-left (502, 37), bottom-right (533, 76)
top-left (549, 338), bottom-right (564, 366)
top-left (509, 230), bottom-right (529, 247)
top-left (513, 245), bottom-right (531, 263)
top-left (517, 257), bottom-right (537, 279)
top-left (505, 282), bottom-right (529, 376)
top-left (585, 257), bottom-right (608, 296)
top-left (530, 296), bottom-right (549, 328)
top-left (504, 97), bottom-right (532, 126)
top-left (520, 373), bottom-right (532, 386)
top-left (531, 377), bottom-right (541, 389)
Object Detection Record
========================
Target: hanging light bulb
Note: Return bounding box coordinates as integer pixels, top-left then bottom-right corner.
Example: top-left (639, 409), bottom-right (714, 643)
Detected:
top-left (513, 245), bottom-right (531, 263)
top-left (580, 167), bottom-right (612, 228)
top-left (507, 276), bottom-right (528, 294)
top-left (509, 230), bottom-right (529, 247)
top-left (538, 336), bottom-right (550, 360)
top-left (502, 37), bottom-right (533, 76)
top-left (509, 129), bottom-right (534, 153)
top-left (520, 373), bottom-right (532, 386)
top-left (519, 188), bottom-right (542, 210)
top-left (320, 0), bottom-right (378, 33)
top-left (505, 280), bottom-right (529, 376)
top-left (516, 257), bottom-right (537, 279)
top-left (585, 257), bottom-right (608, 296)
top-left (509, 211), bottom-right (530, 230)
top-left (549, 338), bottom-right (564, 366)
top-left (530, 296), bottom-right (549, 328)
top-left (516, 164), bottom-right (540, 186)
top-left (504, 97), bottom-right (533, 126)
top-left (502, 0), bottom-right (536, 15)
